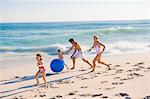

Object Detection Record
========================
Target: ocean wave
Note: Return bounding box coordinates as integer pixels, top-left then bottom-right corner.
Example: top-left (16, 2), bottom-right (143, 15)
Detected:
top-left (107, 41), bottom-right (150, 54)
top-left (99, 26), bottom-right (136, 33)
top-left (0, 44), bottom-right (70, 55)
top-left (1, 41), bottom-right (150, 56)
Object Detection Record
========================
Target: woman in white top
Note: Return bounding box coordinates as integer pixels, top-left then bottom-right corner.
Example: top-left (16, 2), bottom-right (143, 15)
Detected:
top-left (89, 35), bottom-right (111, 72)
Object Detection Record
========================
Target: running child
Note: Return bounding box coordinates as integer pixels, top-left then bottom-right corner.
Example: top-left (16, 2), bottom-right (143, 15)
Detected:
top-left (34, 53), bottom-right (47, 86)
top-left (57, 49), bottom-right (69, 70)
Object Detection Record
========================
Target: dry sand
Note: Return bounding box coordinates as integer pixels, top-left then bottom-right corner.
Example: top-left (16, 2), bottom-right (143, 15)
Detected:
top-left (0, 53), bottom-right (150, 99)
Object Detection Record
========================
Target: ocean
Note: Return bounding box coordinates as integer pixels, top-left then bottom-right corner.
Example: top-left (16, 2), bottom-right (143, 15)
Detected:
top-left (0, 20), bottom-right (150, 57)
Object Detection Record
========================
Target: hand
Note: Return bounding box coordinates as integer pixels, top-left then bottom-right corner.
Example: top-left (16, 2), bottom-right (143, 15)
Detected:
top-left (88, 49), bottom-right (91, 52)
top-left (66, 51), bottom-right (69, 55)
top-left (70, 56), bottom-right (73, 59)
top-left (101, 51), bottom-right (104, 54)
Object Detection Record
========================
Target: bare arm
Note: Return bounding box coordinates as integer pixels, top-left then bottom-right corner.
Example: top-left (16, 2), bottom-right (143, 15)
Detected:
top-left (66, 45), bottom-right (74, 54)
top-left (98, 41), bottom-right (105, 53)
top-left (88, 43), bottom-right (94, 52)
top-left (59, 54), bottom-right (64, 59)
top-left (60, 54), bottom-right (64, 59)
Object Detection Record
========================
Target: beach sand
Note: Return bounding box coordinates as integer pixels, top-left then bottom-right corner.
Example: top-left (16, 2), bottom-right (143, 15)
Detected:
top-left (0, 53), bottom-right (150, 99)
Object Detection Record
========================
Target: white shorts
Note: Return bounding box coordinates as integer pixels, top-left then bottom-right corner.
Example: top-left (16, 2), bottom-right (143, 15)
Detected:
top-left (95, 47), bottom-right (102, 54)
top-left (72, 51), bottom-right (84, 59)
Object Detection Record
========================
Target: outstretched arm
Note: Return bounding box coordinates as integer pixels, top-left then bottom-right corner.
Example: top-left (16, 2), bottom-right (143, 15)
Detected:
top-left (66, 45), bottom-right (74, 54)
top-left (88, 43), bottom-right (94, 52)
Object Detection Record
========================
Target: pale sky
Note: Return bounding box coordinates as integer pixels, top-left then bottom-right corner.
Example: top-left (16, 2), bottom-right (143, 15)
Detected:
top-left (0, 0), bottom-right (150, 23)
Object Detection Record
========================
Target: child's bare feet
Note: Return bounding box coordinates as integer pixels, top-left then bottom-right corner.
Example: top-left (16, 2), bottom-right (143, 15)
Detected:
top-left (108, 64), bottom-right (112, 70)
top-left (34, 82), bottom-right (39, 86)
top-left (90, 68), bottom-right (95, 72)
top-left (41, 82), bottom-right (48, 88)
top-left (70, 67), bottom-right (75, 70)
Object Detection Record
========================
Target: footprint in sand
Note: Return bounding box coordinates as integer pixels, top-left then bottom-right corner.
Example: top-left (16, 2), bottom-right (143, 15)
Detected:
top-left (91, 94), bottom-right (103, 97)
top-left (34, 95), bottom-right (37, 97)
top-left (102, 74), bottom-right (110, 77)
top-left (126, 69), bottom-right (132, 72)
top-left (111, 68), bottom-right (117, 70)
top-left (146, 67), bottom-right (150, 69)
top-left (56, 80), bottom-right (74, 84)
top-left (81, 86), bottom-right (88, 88)
top-left (19, 95), bottom-right (23, 98)
top-left (115, 69), bottom-right (124, 74)
top-left (144, 67), bottom-right (150, 72)
top-left (100, 80), bottom-right (108, 84)
top-left (138, 66), bottom-right (145, 69)
top-left (79, 69), bottom-right (87, 71)
top-left (14, 76), bottom-right (21, 79)
top-left (112, 81), bottom-right (124, 85)
top-left (96, 72), bottom-right (102, 75)
top-left (56, 95), bottom-right (63, 98)
top-left (126, 62), bottom-right (130, 64)
top-left (80, 77), bottom-right (88, 80)
top-left (115, 93), bottom-right (129, 97)
top-left (39, 94), bottom-right (46, 97)
top-left (101, 96), bottom-right (108, 98)
top-left (105, 87), bottom-right (116, 90)
top-left (114, 65), bottom-right (121, 67)
top-left (120, 77), bottom-right (134, 81)
top-left (132, 68), bottom-right (141, 71)
top-left (76, 76), bottom-right (80, 78)
top-left (113, 76), bottom-right (121, 79)
top-left (102, 71), bottom-right (108, 73)
top-left (78, 93), bottom-right (90, 97)
top-left (68, 92), bottom-right (76, 96)
top-left (133, 62), bottom-right (144, 66)
top-left (128, 73), bottom-right (144, 77)
top-left (143, 96), bottom-right (150, 99)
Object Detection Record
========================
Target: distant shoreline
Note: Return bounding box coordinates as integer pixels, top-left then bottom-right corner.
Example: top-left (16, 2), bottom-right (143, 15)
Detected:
top-left (0, 19), bottom-right (150, 24)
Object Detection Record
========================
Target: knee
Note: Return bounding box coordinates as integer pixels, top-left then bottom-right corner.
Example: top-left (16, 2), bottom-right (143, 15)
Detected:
top-left (34, 75), bottom-right (38, 79)
top-left (71, 57), bottom-right (75, 60)
top-left (98, 61), bottom-right (101, 63)
top-left (93, 60), bottom-right (96, 64)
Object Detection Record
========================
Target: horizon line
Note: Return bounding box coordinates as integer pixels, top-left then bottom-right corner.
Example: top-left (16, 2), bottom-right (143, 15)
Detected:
top-left (0, 19), bottom-right (150, 24)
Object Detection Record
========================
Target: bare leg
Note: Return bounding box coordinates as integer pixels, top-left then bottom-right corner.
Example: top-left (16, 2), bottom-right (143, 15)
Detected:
top-left (34, 71), bottom-right (40, 86)
top-left (91, 54), bottom-right (100, 72)
top-left (82, 58), bottom-right (93, 68)
top-left (71, 58), bottom-right (76, 70)
top-left (98, 54), bottom-right (111, 70)
top-left (65, 64), bottom-right (69, 70)
top-left (42, 71), bottom-right (47, 87)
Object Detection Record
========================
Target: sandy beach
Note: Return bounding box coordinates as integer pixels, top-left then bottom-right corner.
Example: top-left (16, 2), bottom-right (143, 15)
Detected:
top-left (1, 0), bottom-right (150, 98)
top-left (0, 53), bottom-right (150, 99)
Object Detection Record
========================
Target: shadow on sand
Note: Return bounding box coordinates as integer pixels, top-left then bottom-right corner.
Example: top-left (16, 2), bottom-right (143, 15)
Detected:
top-left (0, 70), bottom-right (91, 98)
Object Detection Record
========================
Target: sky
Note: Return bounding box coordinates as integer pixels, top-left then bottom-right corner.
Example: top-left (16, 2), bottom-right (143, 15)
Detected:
top-left (0, 0), bottom-right (150, 23)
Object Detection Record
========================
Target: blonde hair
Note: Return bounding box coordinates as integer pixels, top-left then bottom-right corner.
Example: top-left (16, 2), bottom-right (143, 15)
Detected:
top-left (94, 35), bottom-right (98, 39)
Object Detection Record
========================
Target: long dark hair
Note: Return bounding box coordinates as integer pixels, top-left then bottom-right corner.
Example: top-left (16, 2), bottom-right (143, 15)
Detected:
top-left (36, 53), bottom-right (42, 60)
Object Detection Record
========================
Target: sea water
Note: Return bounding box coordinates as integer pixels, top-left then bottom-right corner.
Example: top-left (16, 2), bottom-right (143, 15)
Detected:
top-left (0, 20), bottom-right (150, 57)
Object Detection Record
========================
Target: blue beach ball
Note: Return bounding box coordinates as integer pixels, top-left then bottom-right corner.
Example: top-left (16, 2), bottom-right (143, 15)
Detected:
top-left (50, 59), bottom-right (64, 72)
